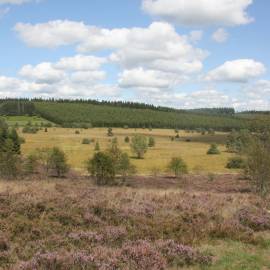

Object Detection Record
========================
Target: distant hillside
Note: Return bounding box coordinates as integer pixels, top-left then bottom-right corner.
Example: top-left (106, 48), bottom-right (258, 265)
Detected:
top-left (0, 98), bottom-right (266, 131)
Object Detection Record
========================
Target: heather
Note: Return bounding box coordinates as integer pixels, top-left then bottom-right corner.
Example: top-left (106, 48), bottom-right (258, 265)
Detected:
top-left (0, 175), bottom-right (269, 269)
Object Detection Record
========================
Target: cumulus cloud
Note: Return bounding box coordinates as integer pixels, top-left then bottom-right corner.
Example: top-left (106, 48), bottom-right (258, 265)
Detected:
top-left (118, 68), bottom-right (184, 89)
top-left (14, 21), bottom-right (207, 74)
top-left (212, 28), bottom-right (229, 43)
top-left (205, 59), bottom-right (266, 83)
top-left (15, 21), bottom-right (207, 95)
top-left (142, 0), bottom-right (254, 26)
top-left (0, 0), bottom-right (31, 4)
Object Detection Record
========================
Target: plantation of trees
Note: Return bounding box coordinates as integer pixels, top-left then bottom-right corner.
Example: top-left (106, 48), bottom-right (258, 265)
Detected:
top-left (0, 98), bottom-right (268, 130)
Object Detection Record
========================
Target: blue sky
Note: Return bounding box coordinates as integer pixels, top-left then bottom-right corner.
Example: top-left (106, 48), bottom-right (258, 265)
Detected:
top-left (0, 0), bottom-right (269, 110)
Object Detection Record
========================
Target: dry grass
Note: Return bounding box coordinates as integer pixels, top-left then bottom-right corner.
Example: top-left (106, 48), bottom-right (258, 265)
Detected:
top-left (19, 128), bottom-right (235, 174)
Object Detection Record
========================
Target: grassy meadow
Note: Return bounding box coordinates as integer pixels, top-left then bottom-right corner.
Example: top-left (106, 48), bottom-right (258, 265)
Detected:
top-left (19, 126), bottom-right (236, 174)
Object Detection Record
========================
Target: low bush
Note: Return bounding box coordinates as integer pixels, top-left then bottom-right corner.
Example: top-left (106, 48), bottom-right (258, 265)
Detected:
top-left (226, 157), bottom-right (246, 169)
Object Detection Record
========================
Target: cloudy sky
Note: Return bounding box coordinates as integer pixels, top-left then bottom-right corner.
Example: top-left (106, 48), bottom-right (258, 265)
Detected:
top-left (0, 0), bottom-right (269, 110)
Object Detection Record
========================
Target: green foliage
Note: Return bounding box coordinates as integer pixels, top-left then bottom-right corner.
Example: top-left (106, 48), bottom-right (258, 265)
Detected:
top-left (107, 127), bottom-right (114, 137)
top-left (207, 144), bottom-right (221, 155)
top-left (226, 130), bottom-right (252, 153)
top-left (148, 137), bottom-right (155, 147)
top-left (94, 142), bottom-right (100, 151)
top-left (87, 152), bottom-right (116, 185)
top-left (22, 126), bottom-right (39, 134)
top-left (33, 101), bottom-right (254, 131)
top-left (130, 135), bottom-right (148, 159)
top-left (245, 132), bottom-right (270, 197)
top-left (9, 128), bottom-right (21, 154)
top-left (0, 139), bottom-right (21, 179)
top-left (82, 138), bottom-right (91, 145)
top-left (226, 157), bottom-right (246, 169)
top-left (124, 136), bottom-right (130, 143)
top-left (23, 153), bottom-right (40, 175)
top-left (117, 152), bottom-right (136, 182)
top-left (168, 157), bottom-right (188, 178)
top-left (47, 147), bottom-right (69, 177)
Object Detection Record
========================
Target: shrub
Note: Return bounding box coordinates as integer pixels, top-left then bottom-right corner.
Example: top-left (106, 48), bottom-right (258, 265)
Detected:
top-left (22, 126), bottom-right (38, 134)
top-left (117, 153), bottom-right (136, 182)
top-left (107, 127), bottom-right (113, 137)
top-left (23, 153), bottom-right (40, 175)
top-left (124, 136), bottom-right (130, 143)
top-left (130, 135), bottom-right (148, 159)
top-left (82, 138), bottom-right (91, 145)
top-left (75, 130), bottom-right (80, 134)
top-left (87, 152), bottom-right (116, 185)
top-left (245, 133), bottom-right (270, 196)
top-left (226, 157), bottom-right (245, 169)
top-left (148, 137), bottom-right (155, 147)
top-left (94, 142), bottom-right (100, 151)
top-left (0, 139), bottom-right (21, 179)
top-left (47, 147), bottom-right (69, 177)
top-left (168, 157), bottom-right (188, 178)
top-left (207, 144), bottom-right (220, 155)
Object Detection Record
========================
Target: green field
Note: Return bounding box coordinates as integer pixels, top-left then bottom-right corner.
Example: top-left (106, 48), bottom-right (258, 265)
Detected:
top-left (3, 115), bottom-right (52, 127)
top-left (19, 126), bottom-right (236, 174)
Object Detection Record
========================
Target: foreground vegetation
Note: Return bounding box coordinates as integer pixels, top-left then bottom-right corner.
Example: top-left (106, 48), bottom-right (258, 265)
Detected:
top-left (0, 176), bottom-right (269, 269)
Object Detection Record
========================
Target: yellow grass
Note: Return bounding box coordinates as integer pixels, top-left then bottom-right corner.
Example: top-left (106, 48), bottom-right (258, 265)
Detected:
top-left (19, 127), bottom-right (236, 174)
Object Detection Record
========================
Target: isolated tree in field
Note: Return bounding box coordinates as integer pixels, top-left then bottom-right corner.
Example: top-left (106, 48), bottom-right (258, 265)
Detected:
top-left (107, 127), bottom-right (114, 137)
top-left (94, 142), bottom-right (100, 151)
top-left (47, 147), bottom-right (69, 177)
top-left (87, 152), bottom-right (115, 185)
top-left (9, 128), bottom-right (21, 154)
top-left (168, 157), bottom-right (188, 178)
top-left (124, 136), bottom-right (130, 143)
top-left (130, 135), bottom-right (148, 159)
top-left (207, 144), bottom-right (220, 155)
top-left (148, 136), bottom-right (155, 147)
top-left (117, 152), bottom-right (136, 182)
top-left (245, 133), bottom-right (270, 197)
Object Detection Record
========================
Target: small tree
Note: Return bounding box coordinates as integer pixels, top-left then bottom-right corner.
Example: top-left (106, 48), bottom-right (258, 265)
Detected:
top-left (82, 138), bottom-right (91, 144)
top-left (124, 136), bottom-right (130, 143)
top-left (23, 153), bottom-right (40, 175)
top-left (168, 157), bottom-right (188, 178)
top-left (107, 127), bottom-right (114, 137)
top-left (207, 144), bottom-right (220, 155)
top-left (148, 137), bottom-right (155, 147)
top-left (9, 128), bottom-right (21, 154)
top-left (245, 134), bottom-right (270, 197)
top-left (226, 156), bottom-right (245, 169)
top-left (130, 135), bottom-right (148, 159)
top-left (0, 139), bottom-right (21, 179)
top-left (47, 147), bottom-right (69, 177)
top-left (94, 142), bottom-right (100, 151)
top-left (87, 152), bottom-right (116, 185)
top-left (117, 153), bottom-right (136, 182)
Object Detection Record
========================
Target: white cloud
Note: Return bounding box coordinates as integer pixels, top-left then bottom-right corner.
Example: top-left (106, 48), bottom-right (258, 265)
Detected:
top-left (212, 28), bottom-right (229, 43)
top-left (205, 59), bottom-right (266, 83)
top-left (0, 0), bottom-right (30, 4)
top-left (15, 21), bottom-right (207, 95)
top-left (55, 55), bottom-right (107, 71)
top-left (142, 0), bottom-right (254, 26)
top-left (14, 21), bottom-right (207, 74)
top-left (14, 20), bottom-right (89, 48)
top-left (19, 62), bottom-right (66, 84)
top-left (118, 68), bottom-right (184, 89)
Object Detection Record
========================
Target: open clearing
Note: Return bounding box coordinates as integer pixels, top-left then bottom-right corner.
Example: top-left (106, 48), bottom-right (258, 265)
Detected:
top-left (19, 127), bottom-right (236, 174)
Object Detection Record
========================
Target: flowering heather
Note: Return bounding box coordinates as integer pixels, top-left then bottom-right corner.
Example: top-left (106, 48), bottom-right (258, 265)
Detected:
top-left (237, 206), bottom-right (270, 231)
top-left (155, 239), bottom-right (212, 266)
top-left (0, 177), bottom-right (268, 269)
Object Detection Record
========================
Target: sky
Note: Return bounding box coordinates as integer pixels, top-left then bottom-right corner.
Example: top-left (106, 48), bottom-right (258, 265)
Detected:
top-left (0, 0), bottom-right (270, 110)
